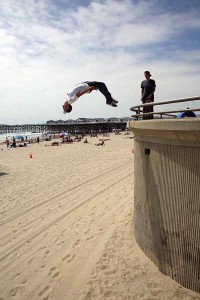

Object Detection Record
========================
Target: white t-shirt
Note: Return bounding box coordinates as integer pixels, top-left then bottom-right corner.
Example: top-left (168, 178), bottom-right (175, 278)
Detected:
top-left (66, 82), bottom-right (89, 104)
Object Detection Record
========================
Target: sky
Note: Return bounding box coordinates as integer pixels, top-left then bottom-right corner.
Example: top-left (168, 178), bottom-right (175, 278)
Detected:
top-left (0, 0), bottom-right (200, 124)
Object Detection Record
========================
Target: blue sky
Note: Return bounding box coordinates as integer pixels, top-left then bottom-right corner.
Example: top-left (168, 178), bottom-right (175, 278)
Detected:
top-left (0, 0), bottom-right (200, 124)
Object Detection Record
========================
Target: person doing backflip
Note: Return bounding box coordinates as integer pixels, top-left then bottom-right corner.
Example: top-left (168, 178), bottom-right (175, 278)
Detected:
top-left (63, 81), bottom-right (118, 113)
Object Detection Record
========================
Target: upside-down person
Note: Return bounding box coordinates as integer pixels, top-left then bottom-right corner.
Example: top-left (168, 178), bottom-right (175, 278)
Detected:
top-left (63, 81), bottom-right (118, 113)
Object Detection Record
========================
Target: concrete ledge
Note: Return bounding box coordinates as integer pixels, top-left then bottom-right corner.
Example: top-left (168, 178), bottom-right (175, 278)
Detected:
top-left (127, 119), bottom-right (200, 141)
top-left (128, 119), bottom-right (200, 293)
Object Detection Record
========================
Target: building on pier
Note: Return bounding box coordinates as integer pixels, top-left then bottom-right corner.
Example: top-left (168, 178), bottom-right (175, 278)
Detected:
top-left (0, 117), bottom-right (133, 135)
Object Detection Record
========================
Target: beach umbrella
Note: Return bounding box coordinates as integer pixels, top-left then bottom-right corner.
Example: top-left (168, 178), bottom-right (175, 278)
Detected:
top-left (14, 135), bottom-right (24, 139)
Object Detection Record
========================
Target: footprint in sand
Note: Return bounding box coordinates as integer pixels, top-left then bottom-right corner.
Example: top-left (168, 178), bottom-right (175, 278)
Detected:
top-left (62, 253), bottom-right (76, 263)
top-left (100, 265), bottom-right (107, 270)
top-left (28, 257), bottom-right (35, 265)
top-left (147, 282), bottom-right (159, 289)
top-left (10, 252), bottom-right (18, 260)
top-left (49, 267), bottom-right (60, 280)
top-left (21, 279), bottom-right (28, 285)
top-left (42, 249), bottom-right (50, 259)
top-left (42, 232), bottom-right (49, 238)
top-left (147, 282), bottom-right (161, 297)
top-left (39, 246), bottom-right (47, 251)
top-left (72, 239), bottom-right (81, 249)
top-left (41, 263), bottom-right (46, 269)
top-left (86, 236), bottom-right (94, 242)
top-left (26, 240), bottom-right (32, 244)
top-left (57, 240), bottom-right (65, 246)
top-left (62, 254), bottom-right (70, 261)
top-left (89, 212), bottom-right (95, 216)
top-left (12, 273), bottom-right (21, 279)
top-left (9, 286), bottom-right (22, 297)
top-left (38, 285), bottom-right (50, 297)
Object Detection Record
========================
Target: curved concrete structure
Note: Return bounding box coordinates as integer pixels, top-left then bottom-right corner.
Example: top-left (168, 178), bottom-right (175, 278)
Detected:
top-left (127, 119), bottom-right (200, 293)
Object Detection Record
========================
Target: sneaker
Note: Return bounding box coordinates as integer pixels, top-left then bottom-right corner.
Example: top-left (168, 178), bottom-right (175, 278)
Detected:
top-left (106, 101), bottom-right (117, 107)
top-left (111, 98), bottom-right (118, 103)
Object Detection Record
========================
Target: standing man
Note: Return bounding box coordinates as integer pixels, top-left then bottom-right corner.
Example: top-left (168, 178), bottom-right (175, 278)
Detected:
top-left (5, 137), bottom-right (9, 148)
top-left (141, 71), bottom-right (156, 119)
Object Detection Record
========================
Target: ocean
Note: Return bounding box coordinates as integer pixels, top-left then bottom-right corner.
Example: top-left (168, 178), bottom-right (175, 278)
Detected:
top-left (0, 132), bottom-right (44, 144)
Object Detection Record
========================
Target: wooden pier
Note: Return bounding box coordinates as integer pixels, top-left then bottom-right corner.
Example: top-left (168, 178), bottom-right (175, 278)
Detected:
top-left (0, 118), bottom-right (131, 135)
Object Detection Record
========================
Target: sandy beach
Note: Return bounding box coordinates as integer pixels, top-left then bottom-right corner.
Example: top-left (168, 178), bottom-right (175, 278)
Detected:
top-left (0, 133), bottom-right (199, 300)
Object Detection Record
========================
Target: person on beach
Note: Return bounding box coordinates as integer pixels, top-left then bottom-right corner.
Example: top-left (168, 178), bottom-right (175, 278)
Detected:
top-left (95, 139), bottom-right (105, 146)
top-left (141, 71), bottom-right (156, 119)
top-left (5, 138), bottom-right (10, 148)
top-left (63, 81), bottom-right (118, 113)
top-left (83, 138), bottom-right (88, 143)
top-left (12, 137), bottom-right (16, 148)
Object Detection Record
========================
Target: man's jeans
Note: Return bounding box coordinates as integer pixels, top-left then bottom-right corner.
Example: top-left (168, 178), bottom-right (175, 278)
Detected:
top-left (84, 81), bottom-right (112, 103)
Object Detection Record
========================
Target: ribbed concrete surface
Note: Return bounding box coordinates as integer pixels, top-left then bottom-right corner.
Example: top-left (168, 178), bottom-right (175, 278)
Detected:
top-left (128, 119), bottom-right (200, 293)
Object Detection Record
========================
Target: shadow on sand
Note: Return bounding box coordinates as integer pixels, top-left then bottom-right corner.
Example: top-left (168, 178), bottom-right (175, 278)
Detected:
top-left (0, 172), bottom-right (8, 177)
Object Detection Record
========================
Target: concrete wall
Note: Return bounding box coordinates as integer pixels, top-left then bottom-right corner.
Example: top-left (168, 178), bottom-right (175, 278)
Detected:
top-left (128, 119), bottom-right (200, 293)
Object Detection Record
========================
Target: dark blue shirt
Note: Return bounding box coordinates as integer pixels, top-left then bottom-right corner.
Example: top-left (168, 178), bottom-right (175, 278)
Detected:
top-left (141, 79), bottom-right (156, 97)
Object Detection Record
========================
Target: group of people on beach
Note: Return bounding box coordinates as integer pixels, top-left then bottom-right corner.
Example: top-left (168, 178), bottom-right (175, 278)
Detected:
top-left (48, 133), bottom-right (110, 147)
top-left (62, 71), bottom-right (156, 119)
top-left (60, 134), bottom-right (107, 146)
top-left (5, 136), bottom-right (41, 148)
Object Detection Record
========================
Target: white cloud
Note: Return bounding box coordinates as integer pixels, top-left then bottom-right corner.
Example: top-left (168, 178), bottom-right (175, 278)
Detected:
top-left (0, 0), bottom-right (200, 124)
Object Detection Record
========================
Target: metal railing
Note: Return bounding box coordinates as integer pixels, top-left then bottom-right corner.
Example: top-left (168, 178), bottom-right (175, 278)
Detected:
top-left (130, 96), bottom-right (200, 119)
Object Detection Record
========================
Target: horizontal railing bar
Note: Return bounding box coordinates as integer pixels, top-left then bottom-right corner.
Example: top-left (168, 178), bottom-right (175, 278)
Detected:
top-left (130, 110), bottom-right (176, 117)
top-left (131, 108), bottom-right (200, 117)
top-left (130, 96), bottom-right (200, 111)
top-left (161, 113), bottom-right (177, 117)
top-left (134, 113), bottom-right (177, 118)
